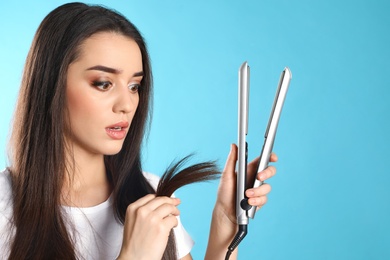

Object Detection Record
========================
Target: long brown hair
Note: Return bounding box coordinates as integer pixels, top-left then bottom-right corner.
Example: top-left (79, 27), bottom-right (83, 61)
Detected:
top-left (8, 2), bottom-right (219, 259)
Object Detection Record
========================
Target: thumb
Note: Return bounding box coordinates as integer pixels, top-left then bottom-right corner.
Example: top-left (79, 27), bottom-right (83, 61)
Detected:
top-left (222, 144), bottom-right (238, 179)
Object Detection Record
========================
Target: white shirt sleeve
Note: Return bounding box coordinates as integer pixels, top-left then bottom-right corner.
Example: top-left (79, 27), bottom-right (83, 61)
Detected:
top-left (0, 169), bottom-right (13, 260)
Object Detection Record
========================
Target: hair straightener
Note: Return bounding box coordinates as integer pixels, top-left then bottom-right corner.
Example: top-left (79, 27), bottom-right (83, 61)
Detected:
top-left (225, 62), bottom-right (292, 259)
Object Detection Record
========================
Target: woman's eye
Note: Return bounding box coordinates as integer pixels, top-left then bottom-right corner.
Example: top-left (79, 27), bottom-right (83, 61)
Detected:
top-left (128, 83), bottom-right (140, 93)
top-left (92, 81), bottom-right (112, 91)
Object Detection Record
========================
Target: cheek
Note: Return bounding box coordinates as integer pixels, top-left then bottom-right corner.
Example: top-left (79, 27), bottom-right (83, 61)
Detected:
top-left (66, 84), bottom-right (101, 126)
top-left (66, 88), bottom-right (87, 121)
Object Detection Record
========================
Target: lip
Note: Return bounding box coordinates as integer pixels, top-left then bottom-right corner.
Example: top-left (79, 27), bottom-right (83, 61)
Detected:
top-left (106, 121), bottom-right (129, 129)
top-left (105, 121), bottom-right (129, 140)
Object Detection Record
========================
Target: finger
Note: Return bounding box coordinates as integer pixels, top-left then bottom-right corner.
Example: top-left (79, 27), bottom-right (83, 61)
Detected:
top-left (245, 183), bottom-right (271, 198)
top-left (161, 214), bottom-right (179, 230)
top-left (124, 194), bottom-right (158, 236)
top-left (247, 152), bottom-right (278, 174)
top-left (222, 144), bottom-right (237, 178)
top-left (132, 194), bottom-right (156, 207)
top-left (153, 203), bottom-right (180, 219)
top-left (270, 153), bottom-right (278, 162)
top-left (257, 165), bottom-right (277, 182)
top-left (248, 195), bottom-right (268, 207)
top-left (126, 194), bottom-right (156, 215)
top-left (132, 197), bottom-right (179, 227)
top-left (126, 196), bottom-right (179, 221)
top-left (142, 196), bottom-right (180, 213)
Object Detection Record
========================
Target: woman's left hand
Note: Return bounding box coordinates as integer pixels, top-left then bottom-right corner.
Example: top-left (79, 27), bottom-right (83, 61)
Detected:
top-left (205, 144), bottom-right (278, 259)
top-left (215, 143), bottom-right (278, 226)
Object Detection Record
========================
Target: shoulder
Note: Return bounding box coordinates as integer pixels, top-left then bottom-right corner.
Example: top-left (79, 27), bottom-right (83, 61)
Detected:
top-left (0, 169), bottom-right (12, 212)
top-left (0, 169), bottom-right (13, 259)
top-left (0, 168), bottom-right (13, 219)
top-left (142, 171), bottom-right (160, 191)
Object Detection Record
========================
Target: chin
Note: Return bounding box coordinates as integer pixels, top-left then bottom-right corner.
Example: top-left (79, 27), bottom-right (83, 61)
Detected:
top-left (103, 144), bottom-right (125, 156)
top-left (104, 149), bottom-right (123, 156)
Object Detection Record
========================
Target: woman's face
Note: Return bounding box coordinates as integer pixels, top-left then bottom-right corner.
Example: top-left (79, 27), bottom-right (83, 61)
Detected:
top-left (66, 32), bottom-right (143, 156)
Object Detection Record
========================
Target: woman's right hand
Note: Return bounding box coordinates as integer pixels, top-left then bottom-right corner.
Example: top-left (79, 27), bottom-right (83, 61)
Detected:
top-left (117, 194), bottom-right (181, 260)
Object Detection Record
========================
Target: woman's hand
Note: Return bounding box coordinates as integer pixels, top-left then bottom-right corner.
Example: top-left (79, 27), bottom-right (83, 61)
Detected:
top-left (216, 144), bottom-right (278, 224)
top-left (117, 194), bottom-right (181, 260)
top-left (205, 144), bottom-right (278, 259)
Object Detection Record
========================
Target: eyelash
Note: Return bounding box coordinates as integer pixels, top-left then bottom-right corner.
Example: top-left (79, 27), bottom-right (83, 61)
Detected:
top-left (91, 81), bottom-right (140, 93)
top-left (128, 83), bottom-right (140, 93)
top-left (92, 81), bottom-right (112, 91)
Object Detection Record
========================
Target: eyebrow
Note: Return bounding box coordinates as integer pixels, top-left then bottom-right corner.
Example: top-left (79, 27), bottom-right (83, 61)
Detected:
top-left (86, 65), bottom-right (144, 77)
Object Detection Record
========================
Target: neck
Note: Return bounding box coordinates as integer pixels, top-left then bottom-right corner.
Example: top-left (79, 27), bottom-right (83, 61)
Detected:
top-left (62, 145), bottom-right (112, 207)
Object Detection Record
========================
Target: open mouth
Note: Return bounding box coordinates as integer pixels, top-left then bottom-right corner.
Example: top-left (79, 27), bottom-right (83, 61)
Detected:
top-left (108, 126), bottom-right (123, 131)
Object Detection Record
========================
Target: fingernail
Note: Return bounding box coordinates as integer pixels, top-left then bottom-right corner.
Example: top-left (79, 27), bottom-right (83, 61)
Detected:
top-left (246, 189), bottom-right (254, 196)
top-left (248, 198), bottom-right (256, 206)
top-left (259, 173), bottom-right (266, 181)
top-left (228, 144), bottom-right (234, 157)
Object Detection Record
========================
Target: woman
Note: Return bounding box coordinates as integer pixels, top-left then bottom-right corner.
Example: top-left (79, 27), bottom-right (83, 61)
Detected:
top-left (0, 2), bottom-right (277, 259)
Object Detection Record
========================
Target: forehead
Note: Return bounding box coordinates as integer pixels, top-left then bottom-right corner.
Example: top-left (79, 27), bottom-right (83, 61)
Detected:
top-left (75, 32), bottom-right (143, 71)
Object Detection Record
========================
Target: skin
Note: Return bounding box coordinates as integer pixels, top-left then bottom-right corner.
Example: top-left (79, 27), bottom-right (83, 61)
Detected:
top-left (64, 31), bottom-right (278, 260)
top-left (205, 145), bottom-right (277, 260)
top-left (64, 32), bottom-right (142, 207)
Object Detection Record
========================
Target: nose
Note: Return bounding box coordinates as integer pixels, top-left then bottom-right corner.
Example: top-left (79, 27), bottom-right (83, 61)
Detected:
top-left (112, 83), bottom-right (139, 114)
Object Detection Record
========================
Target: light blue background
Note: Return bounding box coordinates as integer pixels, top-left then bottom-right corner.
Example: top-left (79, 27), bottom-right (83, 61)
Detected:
top-left (1, 1), bottom-right (389, 259)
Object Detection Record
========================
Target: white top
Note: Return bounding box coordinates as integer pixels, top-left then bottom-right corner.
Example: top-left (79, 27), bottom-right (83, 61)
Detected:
top-left (0, 170), bottom-right (193, 259)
